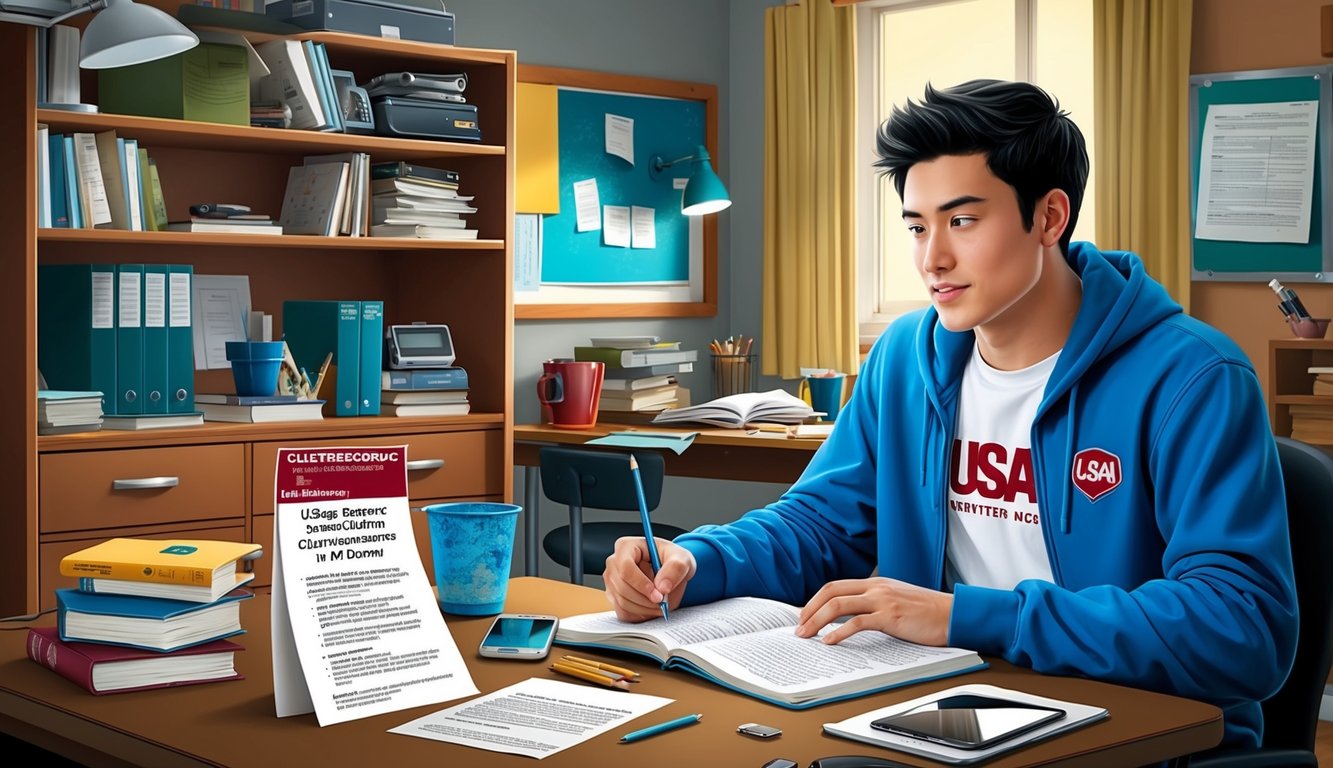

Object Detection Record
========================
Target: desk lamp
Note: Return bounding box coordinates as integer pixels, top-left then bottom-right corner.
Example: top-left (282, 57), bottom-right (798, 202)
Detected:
top-left (0, 0), bottom-right (198, 68)
top-left (650, 145), bottom-right (732, 216)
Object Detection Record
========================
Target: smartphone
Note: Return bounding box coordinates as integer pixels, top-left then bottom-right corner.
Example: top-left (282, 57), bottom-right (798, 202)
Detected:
top-left (478, 614), bottom-right (559, 660)
top-left (870, 694), bottom-right (1065, 750)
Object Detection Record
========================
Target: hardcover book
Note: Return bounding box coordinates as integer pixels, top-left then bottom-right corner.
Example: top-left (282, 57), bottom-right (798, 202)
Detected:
top-left (60, 539), bottom-right (262, 588)
top-left (556, 597), bottom-right (985, 709)
top-left (26, 627), bottom-right (244, 695)
top-left (77, 570), bottom-right (256, 604)
top-left (57, 588), bottom-right (252, 652)
top-left (650, 389), bottom-right (814, 428)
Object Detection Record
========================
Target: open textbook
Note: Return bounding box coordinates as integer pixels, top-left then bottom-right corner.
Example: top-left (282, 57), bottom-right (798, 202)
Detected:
top-left (555, 597), bottom-right (985, 708)
top-left (651, 389), bottom-right (815, 428)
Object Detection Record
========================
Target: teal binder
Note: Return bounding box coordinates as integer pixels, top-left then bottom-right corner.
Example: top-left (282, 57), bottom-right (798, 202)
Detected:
top-left (142, 265), bottom-right (170, 413)
top-left (115, 264), bottom-right (145, 414)
top-left (357, 300), bottom-right (383, 415)
top-left (37, 264), bottom-right (118, 414)
top-left (166, 265), bottom-right (195, 413)
top-left (282, 300), bottom-right (360, 416)
top-left (62, 136), bottom-right (82, 229)
top-left (48, 133), bottom-right (68, 228)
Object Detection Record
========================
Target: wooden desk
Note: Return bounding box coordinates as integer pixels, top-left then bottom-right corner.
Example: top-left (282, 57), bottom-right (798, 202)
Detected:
top-left (0, 579), bottom-right (1221, 767)
top-left (514, 423), bottom-right (822, 574)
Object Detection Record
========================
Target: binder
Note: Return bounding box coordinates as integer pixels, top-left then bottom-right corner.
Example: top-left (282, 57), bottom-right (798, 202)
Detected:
top-left (142, 265), bottom-right (170, 414)
top-left (115, 264), bottom-right (145, 414)
top-left (47, 132), bottom-right (69, 228)
top-left (166, 265), bottom-right (195, 412)
top-left (282, 300), bottom-right (360, 416)
top-left (62, 135), bottom-right (82, 228)
top-left (357, 300), bottom-right (383, 415)
top-left (37, 264), bottom-right (118, 414)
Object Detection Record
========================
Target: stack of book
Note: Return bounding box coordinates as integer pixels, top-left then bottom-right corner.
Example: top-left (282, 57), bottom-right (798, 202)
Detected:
top-left (1291, 365), bottom-right (1333, 444)
top-left (36, 128), bottom-right (168, 231)
top-left (196, 393), bottom-right (325, 423)
top-left (1312, 366), bottom-right (1333, 396)
top-left (381, 366), bottom-right (471, 417)
top-left (37, 390), bottom-right (103, 435)
top-left (278, 152), bottom-right (372, 237)
top-left (369, 161), bottom-right (479, 241)
top-left (27, 538), bottom-right (261, 695)
top-left (575, 336), bottom-right (696, 415)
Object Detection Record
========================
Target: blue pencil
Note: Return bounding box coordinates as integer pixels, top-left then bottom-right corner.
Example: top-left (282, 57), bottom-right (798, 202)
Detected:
top-left (629, 455), bottom-right (669, 620)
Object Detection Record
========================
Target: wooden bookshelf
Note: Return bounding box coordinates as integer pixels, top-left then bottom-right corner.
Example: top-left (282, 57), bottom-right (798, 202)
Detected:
top-left (1269, 338), bottom-right (1333, 444)
top-left (1, 10), bottom-right (515, 613)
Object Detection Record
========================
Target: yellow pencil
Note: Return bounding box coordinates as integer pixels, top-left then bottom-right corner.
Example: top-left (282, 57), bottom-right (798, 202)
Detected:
top-left (562, 655), bottom-right (639, 679)
top-left (550, 663), bottom-right (630, 690)
top-left (559, 659), bottom-right (631, 681)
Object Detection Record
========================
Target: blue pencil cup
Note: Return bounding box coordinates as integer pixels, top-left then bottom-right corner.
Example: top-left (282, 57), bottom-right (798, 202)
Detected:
top-left (425, 502), bottom-right (521, 615)
top-left (225, 341), bottom-right (284, 397)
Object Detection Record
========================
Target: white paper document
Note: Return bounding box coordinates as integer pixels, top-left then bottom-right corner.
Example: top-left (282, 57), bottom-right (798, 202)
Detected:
top-left (515, 213), bottom-right (542, 292)
top-left (603, 205), bottom-right (631, 247)
top-left (190, 274), bottom-right (250, 370)
top-left (390, 678), bottom-right (673, 759)
top-left (270, 446), bottom-right (478, 726)
top-left (631, 205), bottom-right (656, 248)
top-left (605, 113), bottom-right (635, 165)
top-left (1195, 100), bottom-right (1318, 243)
top-left (573, 178), bottom-right (601, 232)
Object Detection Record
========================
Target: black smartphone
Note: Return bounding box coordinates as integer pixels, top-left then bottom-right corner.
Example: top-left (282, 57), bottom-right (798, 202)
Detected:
top-left (870, 694), bottom-right (1065, 750)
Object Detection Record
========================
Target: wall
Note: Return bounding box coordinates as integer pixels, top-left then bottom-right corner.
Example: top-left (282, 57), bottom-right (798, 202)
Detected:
top-left (1191, 0), bottom-right (1333, 400)
top-left (443, 0), bottom-right (790, 581)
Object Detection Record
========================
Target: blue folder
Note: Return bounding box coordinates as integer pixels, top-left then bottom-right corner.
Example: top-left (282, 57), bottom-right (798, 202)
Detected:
top-left (37, 264), bottom-right (118, 414)
top-left (114, 264), bottom-right (145, 414)
top-left (47, 132), bottom-right (69, 228)
top-left (166, 265), bottom-right (195, 412)
top-left (283, 300), bottom-right (360, 416)
top-left (142, 265), bottom-right (170, 413)
top-left (357, 300), bottom-right (383, 415)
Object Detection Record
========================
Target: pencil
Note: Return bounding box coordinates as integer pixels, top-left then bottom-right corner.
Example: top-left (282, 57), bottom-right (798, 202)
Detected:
top-left (550, 663), bottom-right (631, 690)
top-left (562, 655), bottom-right (640, 679)
top-left (559, 659), bottom-right (632, 681)
top-left (630, 455), bottom-right (669, 620)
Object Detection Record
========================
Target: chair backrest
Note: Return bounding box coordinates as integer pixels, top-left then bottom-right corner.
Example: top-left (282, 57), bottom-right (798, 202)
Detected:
top-left (538, 446), bottom-right (664, 512)
top-left (1262, 437), bottom-right (1333, 751)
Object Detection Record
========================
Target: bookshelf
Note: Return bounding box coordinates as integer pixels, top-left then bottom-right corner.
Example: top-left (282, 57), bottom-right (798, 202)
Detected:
top-left (0, 12), bottom-right (515, 613)
top-left (1268, 338), bottom-right (1333, 444)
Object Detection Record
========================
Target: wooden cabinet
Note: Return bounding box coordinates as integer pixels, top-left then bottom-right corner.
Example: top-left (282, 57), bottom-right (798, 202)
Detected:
top-left (2, 7), bottom-right (515, 613)
top-left (1268, 339), bottom-right (1333, 444)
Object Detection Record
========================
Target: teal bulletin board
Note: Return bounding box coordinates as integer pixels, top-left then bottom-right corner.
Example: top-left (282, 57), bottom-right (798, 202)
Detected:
top-left (1189, 65), bottom-right (1333, 282)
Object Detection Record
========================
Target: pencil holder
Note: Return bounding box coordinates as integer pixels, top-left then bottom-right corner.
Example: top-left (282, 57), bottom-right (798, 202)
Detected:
top-left (712, 353), bottom-right (756, 398)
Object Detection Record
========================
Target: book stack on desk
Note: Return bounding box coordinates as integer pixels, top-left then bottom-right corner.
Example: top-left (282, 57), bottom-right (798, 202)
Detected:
top-left (26, 539), bottom-right (261, 694)
top-left (576, 336), bottom-right (696, 415)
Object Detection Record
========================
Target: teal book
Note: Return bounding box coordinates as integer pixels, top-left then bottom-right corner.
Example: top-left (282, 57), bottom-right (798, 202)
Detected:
top-left (56, 587), bottom-right (253, 653)
top-left (114, 264), bottom-right (145, 414)
top-left (166, 265), bottom-right (195, 413)
top-left (282, 300), bottom-right (360, 416)
top-left (62, 136), bottom-right (82, 229)
top-left (47, 133), bottom-right (69, 228)
top-left (357, 300), bottom-right (383, 415)
top-left (37, 264), bottom-right (118, 414)
top-left (313, 42), bottom-right (343, 133)
top-left (142, 265), bottom-right (170, 414)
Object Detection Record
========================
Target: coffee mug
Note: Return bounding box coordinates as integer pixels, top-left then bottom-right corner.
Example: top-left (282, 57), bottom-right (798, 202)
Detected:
top-left (536, 359), bottom-right (604, 429)
top-left (800, 373), bottom-right (848, 421)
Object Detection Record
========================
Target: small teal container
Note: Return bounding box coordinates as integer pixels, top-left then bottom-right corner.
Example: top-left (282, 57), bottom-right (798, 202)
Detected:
top-left (424, 502), bottom-right (521, 615)
top-left (225, 340), bottom-right (284, 397)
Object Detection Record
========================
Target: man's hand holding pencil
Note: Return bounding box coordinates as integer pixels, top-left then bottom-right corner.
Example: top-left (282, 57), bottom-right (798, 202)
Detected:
top-left (603, 536), bottom-right (696, 623)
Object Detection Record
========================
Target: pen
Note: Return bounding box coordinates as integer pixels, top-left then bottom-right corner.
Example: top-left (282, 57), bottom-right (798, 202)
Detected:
top-left (1270, 279), bottom-right (1312, 320)
top-left (549, 663), bottom-right (630, 690)
top-left (629, 455), bottom-right (669, 620)
top-left (619, 714), bottom-right (703, 744)
top-left (562, 655), bottom-right (640, 679)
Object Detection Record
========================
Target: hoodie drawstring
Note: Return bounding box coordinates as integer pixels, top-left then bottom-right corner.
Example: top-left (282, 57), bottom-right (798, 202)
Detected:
top-left (919, 389), bottom-right (930, 487)
top-left (1060, 382), bottom-right (1079, 534)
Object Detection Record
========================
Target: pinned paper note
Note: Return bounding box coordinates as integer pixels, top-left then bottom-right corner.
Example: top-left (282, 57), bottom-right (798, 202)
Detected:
top-left (514, 213), bottom-right (542, 292)
top-left (605, 113), bottom-right (634, 165)
top-left (603, 205), bottom-right (631, 247)
top-left (573, 178), bottom-right (601, 232)
top-left (631, 206), bottom-right (656, 249)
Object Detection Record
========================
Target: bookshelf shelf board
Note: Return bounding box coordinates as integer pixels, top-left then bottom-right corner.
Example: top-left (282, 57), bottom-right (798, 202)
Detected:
top-left (1274, 395), bottom-right (1333, 405)
top-left (38, 229), bottom-right (504, 250)
top-left (35, 110), bottom-right (505, 160)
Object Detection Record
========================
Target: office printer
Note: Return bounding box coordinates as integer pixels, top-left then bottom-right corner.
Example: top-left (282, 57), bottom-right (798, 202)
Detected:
top-left (266, 0), bottom-right (456, 46)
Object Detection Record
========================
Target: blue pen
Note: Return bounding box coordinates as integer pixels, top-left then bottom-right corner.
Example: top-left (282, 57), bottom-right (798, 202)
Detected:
top-left (619, 713), bottom-right (703, 744)
top-left (629, 455), bottom-right (669, 620)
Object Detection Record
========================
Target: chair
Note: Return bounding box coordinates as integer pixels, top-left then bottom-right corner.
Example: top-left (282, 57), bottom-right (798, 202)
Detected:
top-left (1188, 437), bottom-right (1333, 768)
top-left (538, 446), bottom-right (689, 584)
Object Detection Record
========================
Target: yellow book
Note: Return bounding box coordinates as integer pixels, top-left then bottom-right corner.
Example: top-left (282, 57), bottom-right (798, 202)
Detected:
top-left (60, 539), bottom-right (261, 587)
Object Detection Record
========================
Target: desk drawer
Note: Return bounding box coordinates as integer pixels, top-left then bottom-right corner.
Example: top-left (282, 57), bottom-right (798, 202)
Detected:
top-left (40, 445), bottom-right (246, 533)
top-left (252, 430), bottom-right (502, 514)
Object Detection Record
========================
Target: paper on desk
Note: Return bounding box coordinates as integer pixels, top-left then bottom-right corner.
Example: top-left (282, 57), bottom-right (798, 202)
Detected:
top-left (390, 677), bottom-right (673, 759)
top-left (822, 683), bottom-right (1108, 766)
top-left (586, 431), bottom-right (697, 455)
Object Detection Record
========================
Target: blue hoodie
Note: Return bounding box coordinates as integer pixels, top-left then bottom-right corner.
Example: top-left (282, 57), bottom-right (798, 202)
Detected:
top-left (674, 242), bottom-right (1297, 749)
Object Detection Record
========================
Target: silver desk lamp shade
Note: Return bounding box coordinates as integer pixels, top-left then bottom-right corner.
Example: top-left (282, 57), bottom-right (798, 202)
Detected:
top-left (79, 0), bottom-right (198, 69)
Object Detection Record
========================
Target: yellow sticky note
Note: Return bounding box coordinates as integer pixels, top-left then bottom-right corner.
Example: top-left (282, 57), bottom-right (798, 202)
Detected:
top-left (516, 82), bottom-right (560, 214)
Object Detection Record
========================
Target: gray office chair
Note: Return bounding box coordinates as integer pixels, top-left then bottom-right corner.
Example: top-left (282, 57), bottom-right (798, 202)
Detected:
top-left (1187, 437), bottom-right (1333, 768)
top-left (538, 446), bottom-right (689, 584)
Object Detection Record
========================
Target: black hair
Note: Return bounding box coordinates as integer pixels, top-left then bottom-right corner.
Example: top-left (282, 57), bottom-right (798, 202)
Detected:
top-left (874, 79), bottom-right (1089, 255)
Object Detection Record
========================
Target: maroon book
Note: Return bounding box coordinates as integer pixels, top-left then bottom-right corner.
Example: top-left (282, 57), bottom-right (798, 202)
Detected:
top-left (26, 626), bottom-right (243, 695)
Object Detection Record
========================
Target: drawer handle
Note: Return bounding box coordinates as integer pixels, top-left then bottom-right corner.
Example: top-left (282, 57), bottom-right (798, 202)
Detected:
top-left (112, 476), bottom-right (181, 491)
top-left (406, 459), bottom-right (445, 471)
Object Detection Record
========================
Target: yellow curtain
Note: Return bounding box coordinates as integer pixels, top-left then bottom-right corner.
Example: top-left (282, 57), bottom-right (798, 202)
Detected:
top-left (1093, 0), bottom-right (1193, 311)
top-left (762, 0), bottom-right (858, 379)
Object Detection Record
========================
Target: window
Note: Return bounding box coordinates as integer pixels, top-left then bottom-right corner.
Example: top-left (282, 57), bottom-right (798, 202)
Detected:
top-left (856, 0), bottom-right (1096, 341)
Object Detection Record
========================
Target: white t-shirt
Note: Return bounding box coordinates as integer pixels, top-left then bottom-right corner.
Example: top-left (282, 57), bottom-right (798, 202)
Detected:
top-left (944, 344), bottom-right (1059, 591)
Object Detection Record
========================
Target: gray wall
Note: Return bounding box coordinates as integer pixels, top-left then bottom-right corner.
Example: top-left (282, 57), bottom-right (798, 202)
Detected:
top-left (443, 0), bottom-right (792, 582)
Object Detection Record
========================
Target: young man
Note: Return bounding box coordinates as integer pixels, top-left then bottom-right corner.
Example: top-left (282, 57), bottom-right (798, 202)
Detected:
top-left (602, 80), bottom-right (1297, 750)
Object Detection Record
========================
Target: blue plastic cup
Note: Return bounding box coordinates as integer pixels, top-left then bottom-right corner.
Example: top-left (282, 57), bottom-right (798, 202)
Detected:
top-left (806, 374), bottom-right (847, 421)
top-left (424, 502), bottom-right (521, 615)
top-left (225, 340), bottom-right (284, 397)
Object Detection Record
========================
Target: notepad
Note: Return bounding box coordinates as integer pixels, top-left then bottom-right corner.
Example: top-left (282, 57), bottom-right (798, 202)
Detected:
top-left (585, 431), bottom-right (697, 454)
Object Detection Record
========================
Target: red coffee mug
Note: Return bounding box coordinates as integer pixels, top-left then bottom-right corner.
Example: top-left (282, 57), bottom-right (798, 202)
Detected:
top-left (537, 359), bottom-right (605, 429)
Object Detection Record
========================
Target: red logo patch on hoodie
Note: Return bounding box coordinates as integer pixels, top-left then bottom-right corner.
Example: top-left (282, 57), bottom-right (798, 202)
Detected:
top-left (1072, 448), bottom-right (1122, 502)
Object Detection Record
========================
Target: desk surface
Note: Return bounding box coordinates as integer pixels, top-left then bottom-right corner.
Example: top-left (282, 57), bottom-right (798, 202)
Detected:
top-left (0, 578), bottom-right (1222, 768)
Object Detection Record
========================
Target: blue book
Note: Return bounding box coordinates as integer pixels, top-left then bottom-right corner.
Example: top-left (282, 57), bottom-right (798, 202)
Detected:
top-left (314, 42), bottom-right (343, 133)
top-left (283, 300), bottom-right (360, 416)
top-left (56, 588), bottom-right (253, 653)
top-left (114, 264), bottom-right (145, 414)
top-left (381, 366), bottom-right (470, 391)
top-left (62, 135), bottom-right (82, 228)
top-left (47, 132), bottom-right (69, 228)
top-left (166, 265), bottom-right (195, 412)
top-left (142, 265), bottom-right (170, 414)
top-left (196, 393), bottom-right (299, 406)
top-left (357, 300), bottom-right (383, 415)
top-left (37, 264), bottom-right (118, 414)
